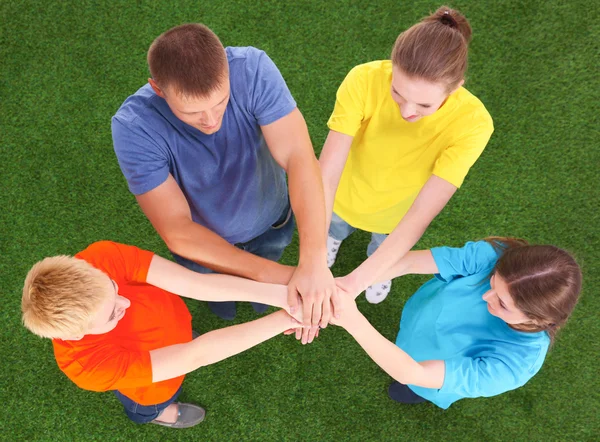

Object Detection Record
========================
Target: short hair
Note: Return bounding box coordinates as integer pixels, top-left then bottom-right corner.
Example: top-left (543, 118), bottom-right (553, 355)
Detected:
top-left (22, 256), bottom-right (108, 339)
top-left (148, 23), bottom-right (228, 98)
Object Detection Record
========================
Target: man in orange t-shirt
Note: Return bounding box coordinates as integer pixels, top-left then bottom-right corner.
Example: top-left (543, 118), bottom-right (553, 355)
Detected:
top-left (22, 241), bottom-right (302, 428)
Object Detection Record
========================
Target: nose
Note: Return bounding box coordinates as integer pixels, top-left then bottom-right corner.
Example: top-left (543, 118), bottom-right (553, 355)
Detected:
top-left (117, 296), bottom-right (131, 310)
top-left (400, 103), bottom-right (416, 119)
top-left (202, 111), bottom-right (218, 126)
top-left (482, 290), bottom-right (492, 301)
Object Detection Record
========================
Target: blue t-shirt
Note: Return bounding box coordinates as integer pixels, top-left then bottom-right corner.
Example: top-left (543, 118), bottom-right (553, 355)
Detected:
top-left (111, 47), bottom-right (296, 244)
top-left (395, 241), bottom-right (550, 409)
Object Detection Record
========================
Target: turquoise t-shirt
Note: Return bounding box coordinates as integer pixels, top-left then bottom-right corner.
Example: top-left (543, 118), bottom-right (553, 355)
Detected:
top-left (395, 241), bottom-right (550, 409)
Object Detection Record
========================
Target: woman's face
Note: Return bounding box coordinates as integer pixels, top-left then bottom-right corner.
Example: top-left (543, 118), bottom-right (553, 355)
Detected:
top-left (482, 273), bottom-right (532, 325)
top-left (390, 66), bottom-right (463, 122)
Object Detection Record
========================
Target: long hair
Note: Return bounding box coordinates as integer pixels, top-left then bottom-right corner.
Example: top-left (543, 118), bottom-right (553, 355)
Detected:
top-left (485, 237), bottom-right (582, 343)
top-left (391, 5), bottom-right (471, 90)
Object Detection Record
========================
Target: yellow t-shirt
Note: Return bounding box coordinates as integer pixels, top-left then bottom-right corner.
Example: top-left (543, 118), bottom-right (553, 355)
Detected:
top-left (328, 61), bottom-right (494, 234)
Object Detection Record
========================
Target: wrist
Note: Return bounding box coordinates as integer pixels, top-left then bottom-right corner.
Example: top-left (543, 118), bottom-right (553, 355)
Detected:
top-left (345, 271), bottom-right (367, 296)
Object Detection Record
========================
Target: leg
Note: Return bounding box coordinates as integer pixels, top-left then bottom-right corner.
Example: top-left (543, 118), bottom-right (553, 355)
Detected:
top-left (327, 212), bottom-right (357, 267)
top-left (114, 387), bottom-right (206, 428)
top-left (365, 232), bottom-right (392, 304)
top-left (172, 254), bottom-right (237, 321)
top-left (387, 381), bottom-right (427, 404)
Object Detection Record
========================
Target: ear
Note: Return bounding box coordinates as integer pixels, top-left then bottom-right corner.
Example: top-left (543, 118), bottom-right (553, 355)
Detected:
top-left (148, 78), bottom-right (166, 98)
top-left (447, 79), bottom-right (465, 96)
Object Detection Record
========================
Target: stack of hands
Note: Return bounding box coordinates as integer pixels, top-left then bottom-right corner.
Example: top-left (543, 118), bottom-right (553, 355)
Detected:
top-left (282, 275), bottom-right (360, 344)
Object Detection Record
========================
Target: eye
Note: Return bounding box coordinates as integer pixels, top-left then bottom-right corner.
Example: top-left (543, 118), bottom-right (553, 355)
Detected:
top-left (420, 104), bottom-right (431, 109)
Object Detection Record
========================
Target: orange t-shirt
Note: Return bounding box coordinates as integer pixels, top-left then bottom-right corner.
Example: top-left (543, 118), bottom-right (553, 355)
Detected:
top-left (52, 241), bottom-right (192, 405)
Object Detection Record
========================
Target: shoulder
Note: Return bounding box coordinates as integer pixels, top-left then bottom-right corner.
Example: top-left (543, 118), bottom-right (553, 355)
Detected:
top-left (227, 46), bottom-right (274, 74)
top-left (450, 87), bottom-right (494, 129)
top-left (112, 84), bottom-right (162, 126)
top-left (344, 60), bottom-right (391, 85)
top-left (433, 240), bottom-right (500, 269)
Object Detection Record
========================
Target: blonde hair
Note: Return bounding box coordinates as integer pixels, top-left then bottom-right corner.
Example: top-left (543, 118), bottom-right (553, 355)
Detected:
top-left (22, 256), bottom-right (108, 339)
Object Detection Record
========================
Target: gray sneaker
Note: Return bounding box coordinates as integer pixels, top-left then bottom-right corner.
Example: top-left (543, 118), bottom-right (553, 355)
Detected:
top-left (151, 403), bottom-right (206, 429)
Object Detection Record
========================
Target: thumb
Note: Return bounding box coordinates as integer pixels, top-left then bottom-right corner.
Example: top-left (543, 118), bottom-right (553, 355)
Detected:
top-left (287, 285), bottom-right (299, 314)
top-left (330, 289), bottom-right (343, 319)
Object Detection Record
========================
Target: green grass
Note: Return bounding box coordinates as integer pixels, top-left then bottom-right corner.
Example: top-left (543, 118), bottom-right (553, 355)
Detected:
top-left (1, 0), bottom-right (598, 440)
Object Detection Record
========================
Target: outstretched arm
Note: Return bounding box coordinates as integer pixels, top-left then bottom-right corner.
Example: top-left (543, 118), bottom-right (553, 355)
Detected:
top-left (332, 290), bottom-right (444, 388)
top-left (342, 175), bottom-right (456, 295)
top-left (146, 254), bottom-right (289, 309)
top-left (151, 310), bottom-right (298, 383)
top-left (262, 109), bottom-right (339, 337)
top-left (137, 175), bottom-right (295, 285)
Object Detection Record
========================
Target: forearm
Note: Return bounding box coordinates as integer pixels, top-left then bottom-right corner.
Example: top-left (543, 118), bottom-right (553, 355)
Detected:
top-left (166, 219), bottom-right (294, 284)
top-left (151, 310), bottom-right (293, 382)
top-left (345, 313), bottom-right (426, 385)
top-left (147, 256), bottom-right (289, 307)
top-left (371, 250), bottom-right (438, 285)
top-left (288, 154), bottom-right (327, 264)
top-left (349, 212), bottom-right (429, 293)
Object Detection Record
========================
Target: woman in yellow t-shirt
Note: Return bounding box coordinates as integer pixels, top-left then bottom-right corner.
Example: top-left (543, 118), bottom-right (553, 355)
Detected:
top-left (320, 5), bottom-right (494, 303)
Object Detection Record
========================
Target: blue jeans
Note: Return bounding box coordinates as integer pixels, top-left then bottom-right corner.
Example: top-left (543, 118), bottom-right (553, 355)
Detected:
top-left (114, 386), bottom-right (182, 424)
top-left (329, 212), bottom-right (388, 257)
top-left (173, 198), bottom-right (295, 282)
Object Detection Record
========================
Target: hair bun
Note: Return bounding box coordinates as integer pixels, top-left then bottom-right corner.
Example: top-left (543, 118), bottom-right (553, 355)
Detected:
top-left (439, 11), bottom-right (457, 28)
top-left (426, 5), bottom-right (472, 43)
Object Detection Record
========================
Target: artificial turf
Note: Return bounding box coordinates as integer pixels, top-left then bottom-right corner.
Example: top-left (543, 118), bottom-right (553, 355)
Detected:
top-left (1, 0), bottom-right (598, 440)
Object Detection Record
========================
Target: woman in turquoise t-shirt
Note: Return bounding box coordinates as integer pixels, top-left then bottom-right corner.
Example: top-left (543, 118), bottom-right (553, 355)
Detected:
top-left (332, 238), bottom-right (582, 408)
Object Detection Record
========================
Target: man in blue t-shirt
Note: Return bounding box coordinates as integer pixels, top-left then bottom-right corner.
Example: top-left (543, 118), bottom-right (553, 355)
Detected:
top-left (112, 24), bottom-right (337, 337)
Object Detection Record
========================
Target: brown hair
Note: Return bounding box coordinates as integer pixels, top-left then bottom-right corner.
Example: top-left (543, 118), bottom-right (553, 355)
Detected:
top-left (148, 23), bottom-right (228, 98)
top-left (485, 237), bottom-right (582, 343)
top-left (22, 256), bottom-right (108, 339)
top-left (392, 5), bottom-right (472, 90)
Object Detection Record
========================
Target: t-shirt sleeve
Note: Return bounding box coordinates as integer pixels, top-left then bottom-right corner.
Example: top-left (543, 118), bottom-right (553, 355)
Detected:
top-left (432, 110), bottom-right (494, 188)
top-left (441, 352), bottom-right (532, 398)
top-left (54, 342), bottom-right (153, 391)
top-left (111, 116), bottom-right (170, 195)
top-left (327, 65), bottom-right (367, 137)
top-left (246, 49), bottom-right (297, 126)
top-left (76, 241), bottom-right (154, 284)
top-left (431, 241), bottom-right (499, 282)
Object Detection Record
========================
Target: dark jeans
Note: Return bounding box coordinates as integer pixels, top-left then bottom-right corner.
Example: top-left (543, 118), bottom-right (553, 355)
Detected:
top-left (172, 199), bottom-right (295, 308)
top-left (114, 386), bottom-right (182, 424)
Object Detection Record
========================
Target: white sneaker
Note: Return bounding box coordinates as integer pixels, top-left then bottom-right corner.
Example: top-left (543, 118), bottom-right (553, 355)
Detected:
top-left (327, 236), bottom-right (342, 268)
top-left (365, 280), bottom-right (392, 304)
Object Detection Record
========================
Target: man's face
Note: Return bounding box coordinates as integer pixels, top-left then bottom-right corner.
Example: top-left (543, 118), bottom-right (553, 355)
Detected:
top-left (152, 79), bottom-right (231, 135)
top-left (390, 66), bottom-right (460, 123)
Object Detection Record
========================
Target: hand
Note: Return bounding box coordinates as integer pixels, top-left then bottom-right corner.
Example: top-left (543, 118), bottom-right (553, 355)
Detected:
top-left (328, 285), bottom-right (360, 329)
top-left (334, 274), bottom-right (362, 299)
top-left (287, 260), bottom-right (341, 344)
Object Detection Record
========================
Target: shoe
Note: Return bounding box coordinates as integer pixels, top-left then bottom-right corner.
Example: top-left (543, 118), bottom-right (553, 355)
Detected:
top-left (327, 236), bottom-right (342, 268)
top-left (208, 301), bottom-right (236, 320)
top-left (251, 302), bottom-right (269, 314)
top-left (365, 280), bottom-right (392, 304)
top-left (387, 382), bottom-right (426, 404)
top-left (151, 402), bottom-right (206, 428)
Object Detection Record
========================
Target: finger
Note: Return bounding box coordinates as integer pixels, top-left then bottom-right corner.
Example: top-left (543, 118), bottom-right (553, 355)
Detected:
top-left (302, 295), bottom-right (313, 328)
top-left (330, 289), bottom-right (343, 319)
top-left (307, 326), bottom-right (319, 344)
top-left (315, 327), bottom-right (320, 339)
top-left (283, 328), bottom-right (296, 335)
top-left (295, 326), bottom-right (302, 341)
top-left (287, 285), bottom-right (299, 314)
top-left (301, 326), bottom-right (311, 345)
top-left (320, 293), bottom-right (332, 328)
top-left (311, 294), bottom-right (323, 328)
